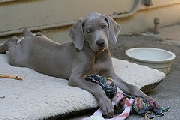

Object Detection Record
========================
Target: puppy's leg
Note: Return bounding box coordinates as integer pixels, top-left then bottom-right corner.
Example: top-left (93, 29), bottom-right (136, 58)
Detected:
top-left (112, 74), bottom-right (151, 100)
top-left (69, 75), bottom-right (114, 118)
top-left (0, 36), bottom-right (18, 54)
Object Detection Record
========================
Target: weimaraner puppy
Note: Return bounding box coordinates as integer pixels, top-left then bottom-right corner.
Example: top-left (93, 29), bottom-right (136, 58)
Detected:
top-left (0, 12), bottom-right (150, 118)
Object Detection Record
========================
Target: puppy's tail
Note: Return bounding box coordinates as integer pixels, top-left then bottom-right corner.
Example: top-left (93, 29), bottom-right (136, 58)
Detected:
top-left (0, 36), bottom-right (18, 54)
top-left (0, 28), bottom-right (33, 54)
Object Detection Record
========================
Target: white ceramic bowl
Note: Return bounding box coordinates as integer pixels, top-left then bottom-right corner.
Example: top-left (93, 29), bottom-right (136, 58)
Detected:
top-left (126, 48), bottom-right (176, 74)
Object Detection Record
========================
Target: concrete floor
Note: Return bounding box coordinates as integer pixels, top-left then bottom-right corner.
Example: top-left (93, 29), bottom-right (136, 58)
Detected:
top-left (111, 26), bottom-right (180, 120)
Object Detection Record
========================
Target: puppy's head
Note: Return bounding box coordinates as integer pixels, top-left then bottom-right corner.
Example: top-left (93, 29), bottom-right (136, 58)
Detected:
top-left (69, 12), bottom-right (120, 51)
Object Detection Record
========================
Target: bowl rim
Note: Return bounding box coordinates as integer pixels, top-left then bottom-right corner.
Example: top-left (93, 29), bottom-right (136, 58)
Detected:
top-left (126, 48), bottom-right (176, 63)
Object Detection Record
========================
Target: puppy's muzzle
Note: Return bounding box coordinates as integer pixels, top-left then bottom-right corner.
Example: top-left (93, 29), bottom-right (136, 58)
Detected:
top-left (96, 39), bottom-right (105, 50)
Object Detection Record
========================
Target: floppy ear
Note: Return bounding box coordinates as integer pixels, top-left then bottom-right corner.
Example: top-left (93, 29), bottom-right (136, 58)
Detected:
top-left (105, 15), bottom-right (121, 45)
top-left (68, 18), bottom-right (84, 50)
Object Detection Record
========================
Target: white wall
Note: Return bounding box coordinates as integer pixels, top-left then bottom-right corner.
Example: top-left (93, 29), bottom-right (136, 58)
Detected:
top-left (1, 0), bottom-right (180, 42)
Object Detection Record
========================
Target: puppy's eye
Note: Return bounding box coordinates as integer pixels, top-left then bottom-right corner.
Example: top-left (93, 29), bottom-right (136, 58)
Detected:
top-left (101, 25), bottom-right (107, 29)
top-left (86, 29), bottom-right (91, 33)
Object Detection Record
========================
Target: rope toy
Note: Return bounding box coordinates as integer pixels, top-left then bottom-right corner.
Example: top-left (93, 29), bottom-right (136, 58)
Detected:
top-left (85, 74), bottom-right (117, 99)
top-left (82, 74), bottom-right (169, 120)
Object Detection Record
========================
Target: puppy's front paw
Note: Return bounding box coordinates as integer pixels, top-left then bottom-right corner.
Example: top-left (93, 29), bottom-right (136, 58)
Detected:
top-left (99, 97), bottom-right (114, 118)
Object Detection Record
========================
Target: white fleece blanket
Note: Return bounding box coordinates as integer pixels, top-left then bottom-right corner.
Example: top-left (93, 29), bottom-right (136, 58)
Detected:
top-left (0, 54), bottom-right (165, 120)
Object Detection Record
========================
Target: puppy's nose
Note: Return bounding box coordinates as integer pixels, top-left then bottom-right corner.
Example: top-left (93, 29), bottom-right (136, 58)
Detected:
top-left (96, 39), bottom-right (105, 48)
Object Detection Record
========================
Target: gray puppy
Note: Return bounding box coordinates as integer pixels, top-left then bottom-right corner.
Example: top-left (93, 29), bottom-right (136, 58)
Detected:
top-left (0, 12), bottom-right (149, 117)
